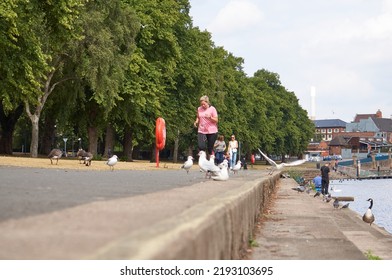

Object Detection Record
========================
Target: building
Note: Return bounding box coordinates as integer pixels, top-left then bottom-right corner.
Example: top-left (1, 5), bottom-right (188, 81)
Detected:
top-left (313, 119), bottom-right (347, 141)
top-left (346, 109), bottom-right (392, 144)
top-left (328, 133), bottom-right (387, 158)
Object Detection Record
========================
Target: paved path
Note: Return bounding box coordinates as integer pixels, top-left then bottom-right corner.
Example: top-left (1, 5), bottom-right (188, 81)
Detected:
top-left (250, 178), bottom-right (392, 260)
top-left (0, 166), bottom-right (207, 221)
top-left (0, 165), bottom-right (264, 259)
top-left (2, 164), bottom-right (392, 260)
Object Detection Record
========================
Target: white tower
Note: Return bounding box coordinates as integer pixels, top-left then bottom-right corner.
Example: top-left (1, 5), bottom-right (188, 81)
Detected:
top-left (310, 86), bottom-right (316, 120)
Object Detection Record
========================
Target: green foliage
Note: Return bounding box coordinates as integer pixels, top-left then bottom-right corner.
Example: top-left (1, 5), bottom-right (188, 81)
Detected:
top-left (3, 0), bottom-right (314, 160)
top-left (365, 250), bottom-right (381, 260)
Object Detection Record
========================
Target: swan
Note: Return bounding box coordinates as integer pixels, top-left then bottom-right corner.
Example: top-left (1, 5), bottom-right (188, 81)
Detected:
top-left (258, 149), bottom-right (306, 175)
top-left (362, 198), bottom-right (375, 226)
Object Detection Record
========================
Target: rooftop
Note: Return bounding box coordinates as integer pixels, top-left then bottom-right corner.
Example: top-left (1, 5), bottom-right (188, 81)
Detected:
top-left (313, 119), bottom-right (347, 128)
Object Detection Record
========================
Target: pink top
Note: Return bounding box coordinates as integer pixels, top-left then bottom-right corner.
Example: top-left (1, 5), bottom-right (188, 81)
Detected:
top-left (197, 105), bottom-right (218, 134)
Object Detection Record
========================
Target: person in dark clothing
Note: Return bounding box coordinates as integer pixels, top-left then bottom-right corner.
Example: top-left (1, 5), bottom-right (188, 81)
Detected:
top-left (320, 162), bottom-right (330, 195)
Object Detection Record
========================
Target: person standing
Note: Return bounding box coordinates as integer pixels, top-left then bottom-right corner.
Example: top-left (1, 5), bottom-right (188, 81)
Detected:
top-left (213, 135), bottom-right (226, 164)
top-left (228, 134), bottom-right (238, 169)
top-left (194, 95), bottom-right (218, 160)
top-left (320, 162), bottom-right (330, 195)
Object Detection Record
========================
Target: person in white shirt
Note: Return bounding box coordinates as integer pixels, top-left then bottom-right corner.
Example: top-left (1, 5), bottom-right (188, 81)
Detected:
top-left (228, 134), bottom-right (238, 169)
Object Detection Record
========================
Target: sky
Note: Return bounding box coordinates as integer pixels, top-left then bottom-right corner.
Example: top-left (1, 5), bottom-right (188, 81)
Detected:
top-left (188, 0), bottom-right (392, 123)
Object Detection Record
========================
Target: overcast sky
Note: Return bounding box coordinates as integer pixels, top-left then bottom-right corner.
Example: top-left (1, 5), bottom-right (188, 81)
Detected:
top-left (189, 0), bottom-right (392, 123)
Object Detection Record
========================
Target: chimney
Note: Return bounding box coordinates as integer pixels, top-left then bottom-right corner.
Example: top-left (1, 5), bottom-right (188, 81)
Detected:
top-left (310, 86), bottom-right (316, 120)
top-left (376, 109), bottom-right (382, 118)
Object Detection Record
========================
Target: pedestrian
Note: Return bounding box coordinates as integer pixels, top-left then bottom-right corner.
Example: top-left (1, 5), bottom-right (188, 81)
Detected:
top-left (334, 158), bottom-right (339, 172)
top-left (320, 162), bottom-right (330, 195)
top-left (228, 134), bottom-right (238, 169)
top-left (313, 175), bottom-right (322, 192)
top-left (194, 95), bottom-right (218, 160)
top-left (213, 134), bottom-right (226, 164)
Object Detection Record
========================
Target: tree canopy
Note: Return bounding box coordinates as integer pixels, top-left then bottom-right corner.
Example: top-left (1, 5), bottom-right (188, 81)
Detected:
top-left (0, 0), bottom-right (314, 160)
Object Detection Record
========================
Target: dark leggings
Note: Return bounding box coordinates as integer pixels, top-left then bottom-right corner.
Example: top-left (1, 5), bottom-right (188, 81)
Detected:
top-left (198, 133), bottom-right (218, 156)
top-left (321, 179), bottom-right (329, 195)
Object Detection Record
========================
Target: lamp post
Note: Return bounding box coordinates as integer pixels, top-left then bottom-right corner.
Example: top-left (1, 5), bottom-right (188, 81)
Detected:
top-left (78, 138), bottom-right (81, 149)
top-left (63, 138), bottom-right (68, 157)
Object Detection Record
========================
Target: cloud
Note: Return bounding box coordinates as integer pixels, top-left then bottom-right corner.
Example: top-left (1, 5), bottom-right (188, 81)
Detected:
top-left (207, 0), bottom-right (263, 34)
top-left (189, 0), bottom-right (392, 122)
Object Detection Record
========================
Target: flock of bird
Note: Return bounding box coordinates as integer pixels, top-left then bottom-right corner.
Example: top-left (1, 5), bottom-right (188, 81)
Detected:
top-left (181, 150), bottom-right (242, 181)
top-left (48, 148), bottom-right (118, 171)
top-left (291, 177), bottom-right (375, 226)
top-left (48, 146), bottom-right (377, 226)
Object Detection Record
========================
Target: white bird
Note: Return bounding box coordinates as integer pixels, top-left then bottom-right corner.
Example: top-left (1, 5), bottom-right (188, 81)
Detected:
top-left (106, 155), bottom-right (118, 171)
top-left (330, 186), bottom-right (342, 193)
top-left (181, 156), bottom-right (194, 174)
top-left (363, 198), bottom-right (375, 226)
top-left (258, 149), bottom-right (306, 175)
top-left (48, 148), bottom-right (62, 165)
top-left (212, 159), bottom-right (229, 181)
top-left (198, 151), bottom-right (220, 178)
top-left (231, 160), bottom-right (242, 174)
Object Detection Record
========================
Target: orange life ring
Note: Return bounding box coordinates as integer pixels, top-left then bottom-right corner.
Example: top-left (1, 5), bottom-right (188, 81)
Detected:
top-left (155, 117), bottom-right (166, 151)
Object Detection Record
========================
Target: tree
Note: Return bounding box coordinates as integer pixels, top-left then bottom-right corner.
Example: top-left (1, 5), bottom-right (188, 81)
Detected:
top-left (17, 0), bottom-right (87, 157)
top-left (117, 0), bottom-right (187, 161)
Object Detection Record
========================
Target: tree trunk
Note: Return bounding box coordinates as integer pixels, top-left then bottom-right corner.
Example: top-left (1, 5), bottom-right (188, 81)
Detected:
top-left (30, 115), bottom-right (40, 158)
top-left (104, 124), bottom-right (115, 158)
top-left (123, 125), bottom-right (133, 161)
top-left (281, 153), bottom-right (286, 163)
top-left (88, 126), bottom-right (98, 156)
top-left (173, 129), bottom-right (180, 163)
top-left (40, 115), bottom-right (56, 155)
top-left (0, 103), bottom-right (24, 155)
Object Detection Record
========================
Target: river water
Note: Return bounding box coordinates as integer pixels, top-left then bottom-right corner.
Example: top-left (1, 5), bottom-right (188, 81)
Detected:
top-left (329, 178), bottom-right (392, 234)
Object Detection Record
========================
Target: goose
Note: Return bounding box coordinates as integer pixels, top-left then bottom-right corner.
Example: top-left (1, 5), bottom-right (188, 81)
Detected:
top-left (362, 198), bottom-right (375, 226)
top-left (181, 156), bottom-right (194, 174)
top-left (258, 149), bottom-right (306, 175)
top-left (48, 149), bottom-right (62, 165)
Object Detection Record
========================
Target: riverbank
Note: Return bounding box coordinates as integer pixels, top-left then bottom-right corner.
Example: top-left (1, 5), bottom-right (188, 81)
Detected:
top-left (248, 177), bottom-right (392, 259)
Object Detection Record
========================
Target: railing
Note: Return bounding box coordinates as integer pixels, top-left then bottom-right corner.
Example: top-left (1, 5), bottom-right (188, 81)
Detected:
top-left (338, 165), bottom-right (392, 179)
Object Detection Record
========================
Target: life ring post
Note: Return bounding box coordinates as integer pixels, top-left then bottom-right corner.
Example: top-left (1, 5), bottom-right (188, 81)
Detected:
top-left (155, 117), bottom-right (166, 168)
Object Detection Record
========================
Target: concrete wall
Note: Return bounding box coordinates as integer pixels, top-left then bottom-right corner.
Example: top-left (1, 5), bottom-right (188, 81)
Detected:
top-left (148, 174), bottom-right (280, 259)
top-left (94, 173), bottom-right (281, 260)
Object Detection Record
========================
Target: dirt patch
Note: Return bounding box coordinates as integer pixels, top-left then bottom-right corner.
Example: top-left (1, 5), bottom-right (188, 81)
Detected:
top-left (0, 155), bottom-right (183, 171)
top-left (0, 155), bottom-right (271, 172)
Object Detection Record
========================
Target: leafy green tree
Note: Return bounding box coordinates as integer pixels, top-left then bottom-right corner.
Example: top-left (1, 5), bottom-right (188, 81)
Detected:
top-left (13, 0), bottom-right (87, 157)
top-left (116, 0), bottom-right (187, 161)
top-left (0, 0), bottom-right (48, 154)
